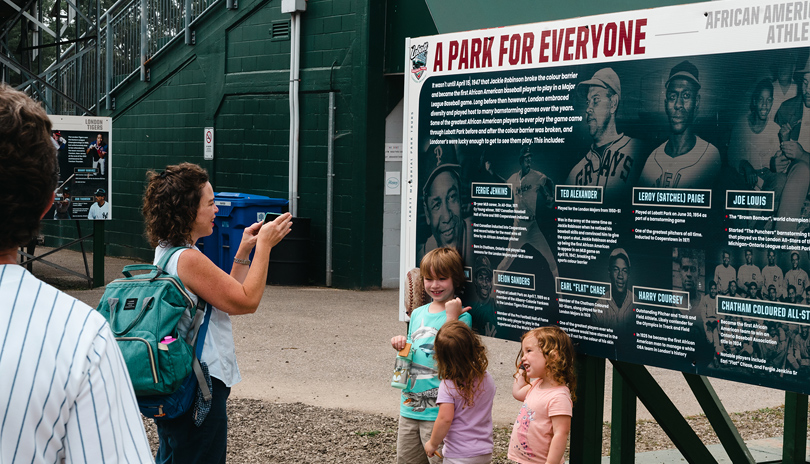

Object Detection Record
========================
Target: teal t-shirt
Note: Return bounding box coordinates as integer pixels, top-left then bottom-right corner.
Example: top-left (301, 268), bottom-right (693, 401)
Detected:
top-left (400, 303), bottom-right (472, 421)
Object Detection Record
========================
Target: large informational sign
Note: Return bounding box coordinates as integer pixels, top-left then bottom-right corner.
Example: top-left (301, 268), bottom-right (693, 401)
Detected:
top-left (47, 115), bottom-right (112, 220)
top-left (401, 0), bottom-right (810, 394)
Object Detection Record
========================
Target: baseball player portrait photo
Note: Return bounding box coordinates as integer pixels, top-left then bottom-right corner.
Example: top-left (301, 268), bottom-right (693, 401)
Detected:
top-left (416, 144), bottom-right (474, 266)
top-left (87, 133), bottom-right (108, 177)
top-left (638, 60), bottom-right (721, 189)
top-left (566, 67), bottom-right (645, 201)
top-left (87, 188), bottom-right (110, 220)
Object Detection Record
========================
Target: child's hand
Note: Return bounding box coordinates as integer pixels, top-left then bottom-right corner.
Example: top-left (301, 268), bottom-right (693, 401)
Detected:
top-left (514, 365), bottom-right (530, 386)
top-left (391, 335), bottom-right (407, 351)
top-left (512, 366), bottom-right (532, 401)
top-left (424, 440), bottom-right (439, 457)
top-left (445, 297), bottom-right (470, 320)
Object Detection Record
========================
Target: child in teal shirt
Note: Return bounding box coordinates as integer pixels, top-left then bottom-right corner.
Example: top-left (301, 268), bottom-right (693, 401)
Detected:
top-left (391, 247), bottom-right (472, 463)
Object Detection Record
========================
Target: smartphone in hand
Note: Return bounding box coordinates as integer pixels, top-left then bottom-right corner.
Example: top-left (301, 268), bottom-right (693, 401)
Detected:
top-left (263, 211), bottom-right (283, 224)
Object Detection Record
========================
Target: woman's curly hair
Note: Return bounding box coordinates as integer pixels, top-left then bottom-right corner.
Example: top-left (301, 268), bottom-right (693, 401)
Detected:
top-left (515, 326), bottom-right (577, 402)
top-left (434, 320), bottom-right (489, 408)
top-left (0, 85), bottom-right (58, 250)
top-left (142, 163), bottom-right (209, 247)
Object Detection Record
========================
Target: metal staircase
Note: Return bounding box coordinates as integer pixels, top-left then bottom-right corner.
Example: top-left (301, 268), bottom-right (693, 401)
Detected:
top-left (1, 0), bottom-right (218, 114)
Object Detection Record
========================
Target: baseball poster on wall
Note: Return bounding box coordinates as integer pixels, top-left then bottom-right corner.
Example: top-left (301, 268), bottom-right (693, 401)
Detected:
top-left (401, 0), bottom-right (810, 394)
top-left (47, 115), bottom-right (112, 220)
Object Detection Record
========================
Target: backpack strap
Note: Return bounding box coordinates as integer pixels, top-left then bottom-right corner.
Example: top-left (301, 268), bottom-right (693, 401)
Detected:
top-left (185, 297), bottom-right (207, 346)
top-left (157, 245), bottom-right (213, 402)
top-left (188, 298), bottom-right (213, 402)
top-left (156, 246), bottom-right (189, 271)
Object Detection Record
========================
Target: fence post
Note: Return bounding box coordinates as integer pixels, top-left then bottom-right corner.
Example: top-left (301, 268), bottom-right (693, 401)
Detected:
top-left (610, 367), bottom-right (636, 464)
top-left (184, 0), bottom-right (191, 44)
top-left (570, 353), bottom-right (605, 463)
top-left (783, 391), bottom-right (808, 464)
top-left (140, 0), bottom-right (146, 81)
top-left (105, 13), bottom-right (112, 109)
top-left (92, 221), bottom-right (105, 287)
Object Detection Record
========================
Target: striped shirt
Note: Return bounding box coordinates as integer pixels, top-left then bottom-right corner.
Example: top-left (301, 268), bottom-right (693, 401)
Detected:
top-left (0, 264), bottom-right (153, 463)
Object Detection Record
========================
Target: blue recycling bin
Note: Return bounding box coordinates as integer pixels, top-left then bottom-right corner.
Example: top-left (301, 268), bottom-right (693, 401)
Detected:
top-left (197, 192), bottom-right (288, 273)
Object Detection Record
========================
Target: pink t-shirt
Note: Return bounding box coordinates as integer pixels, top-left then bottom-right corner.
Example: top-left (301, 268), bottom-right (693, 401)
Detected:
top-left (436, 372), bottom-right (496, 458)
top-left (508, 382), bottom-right (573, 464)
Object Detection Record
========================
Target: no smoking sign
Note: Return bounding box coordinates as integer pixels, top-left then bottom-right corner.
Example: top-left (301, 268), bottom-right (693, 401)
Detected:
top-left (204, 127), bottom-right (214, 160)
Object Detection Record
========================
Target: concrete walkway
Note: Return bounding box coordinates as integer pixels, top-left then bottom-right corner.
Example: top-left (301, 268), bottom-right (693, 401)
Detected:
top-left (620, 436), bottom-right (808, 463)
top-left (27, 246), bottom-right (803, 462)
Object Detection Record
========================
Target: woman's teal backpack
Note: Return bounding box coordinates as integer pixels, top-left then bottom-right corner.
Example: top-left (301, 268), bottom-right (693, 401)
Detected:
top-left (96, 247), bottom-right (212, 418)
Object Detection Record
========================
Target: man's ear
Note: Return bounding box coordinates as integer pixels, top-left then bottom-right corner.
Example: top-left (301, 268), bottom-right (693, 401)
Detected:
top-left (40, 191), bottom-right (55, 219)
top-left (609, 93), bottom-right (619, 115)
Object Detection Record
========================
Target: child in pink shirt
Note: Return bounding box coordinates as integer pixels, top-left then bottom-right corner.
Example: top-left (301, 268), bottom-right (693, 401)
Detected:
top-left (508, 326), bottom-right (577, 464)
top-left (424, 321), bottom-right (496, 464)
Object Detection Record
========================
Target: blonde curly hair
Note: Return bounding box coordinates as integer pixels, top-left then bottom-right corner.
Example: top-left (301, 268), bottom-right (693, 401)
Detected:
top-left (515, 326), bottom-right (577, 402)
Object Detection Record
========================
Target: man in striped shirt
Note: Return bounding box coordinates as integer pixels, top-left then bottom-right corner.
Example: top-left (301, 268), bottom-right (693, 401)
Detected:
top-left (0, 84), bottom-right (153, 463)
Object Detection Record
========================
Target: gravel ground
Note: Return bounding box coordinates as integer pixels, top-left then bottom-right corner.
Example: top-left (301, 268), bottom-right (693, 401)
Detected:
top-left (142, 399), bottom-right (789, 463)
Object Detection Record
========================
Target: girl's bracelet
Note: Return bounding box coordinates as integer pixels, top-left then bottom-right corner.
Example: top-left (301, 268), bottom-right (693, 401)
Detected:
top-left (233, 257), bottom-right (251, 265)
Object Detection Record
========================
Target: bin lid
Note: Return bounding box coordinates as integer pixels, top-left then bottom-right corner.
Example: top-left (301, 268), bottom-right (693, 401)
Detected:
top-left (214, 192), bottom-right (288, 207)
top-left (213, 192), bottom-right (289, 217)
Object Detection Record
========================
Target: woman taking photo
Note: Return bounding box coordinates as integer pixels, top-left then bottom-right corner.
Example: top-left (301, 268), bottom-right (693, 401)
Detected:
top-left (142, 163), bottom-right (292, 463)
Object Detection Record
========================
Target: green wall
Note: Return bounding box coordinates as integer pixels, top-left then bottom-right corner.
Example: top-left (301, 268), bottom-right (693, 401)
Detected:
top-left (51, 0), bottom-right (386, 288)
